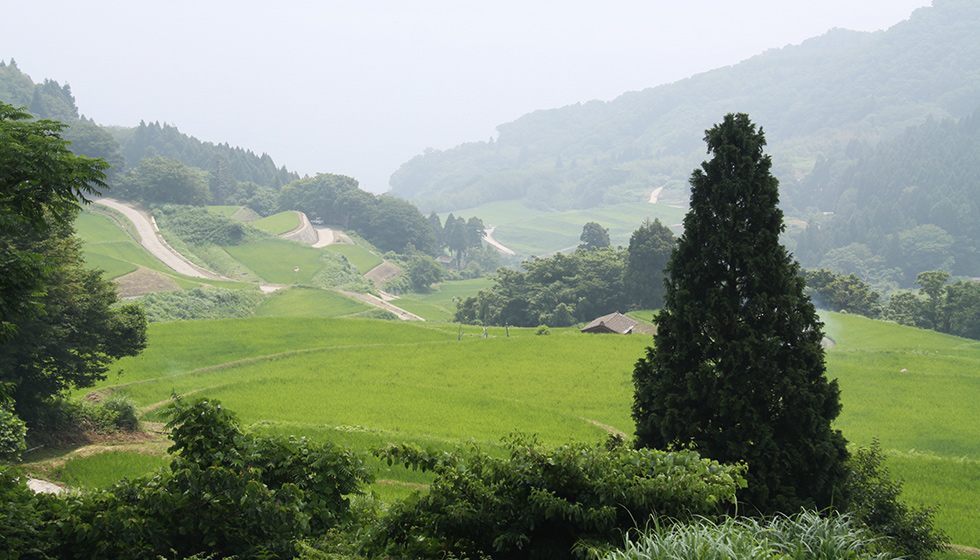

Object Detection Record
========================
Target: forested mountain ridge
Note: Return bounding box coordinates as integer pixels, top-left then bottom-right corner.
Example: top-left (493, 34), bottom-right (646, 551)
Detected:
top-left (390, 0), bottom-right (980, 214)
top-left (0, 59), bottom-right (298, 192)
top-left (794, 107), bottom-right (980, 290)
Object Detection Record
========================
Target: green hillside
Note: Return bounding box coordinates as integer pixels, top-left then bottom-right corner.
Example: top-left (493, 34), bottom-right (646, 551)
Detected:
top-left (391, 1), bottom-right (980, 231)
top-left (52, 313), bottom-right (980, 547)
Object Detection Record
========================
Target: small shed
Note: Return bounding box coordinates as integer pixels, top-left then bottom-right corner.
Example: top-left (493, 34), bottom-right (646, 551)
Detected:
top-left (581, 312), bottom-right (640, 335)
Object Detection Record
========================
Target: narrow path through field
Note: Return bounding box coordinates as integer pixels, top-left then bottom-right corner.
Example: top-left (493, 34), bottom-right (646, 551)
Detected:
top-left (340, 290), bottom-right (425, 320)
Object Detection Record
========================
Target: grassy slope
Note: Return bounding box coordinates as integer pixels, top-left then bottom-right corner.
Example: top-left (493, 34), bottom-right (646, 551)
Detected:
top-left (392, 277), bottom-right (496, 321)
top-left (251, 211), bottom-right (301, 235)
top-left (77, 209), bottom-right (249, 290)
top-left (445, 200), bottom-right (687, 256)
top-left (822, 314), bottom-right (980, 545)
top-left (323, 244), bottom-right (384, 275)
top-left (62, 313), bottom-right (980, 546)
top-left (254, 286), bottom-right (373, 317)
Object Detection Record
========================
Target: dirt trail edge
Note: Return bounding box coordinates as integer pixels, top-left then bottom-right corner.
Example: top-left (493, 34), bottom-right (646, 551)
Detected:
top-left (340, 290), bottom-right (424, 321)
top-left (94, 198), bottom-right (225, 280)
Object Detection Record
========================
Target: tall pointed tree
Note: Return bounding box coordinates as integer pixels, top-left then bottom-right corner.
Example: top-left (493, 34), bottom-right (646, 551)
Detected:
top-left (631, 113), bottom-right (848, 514)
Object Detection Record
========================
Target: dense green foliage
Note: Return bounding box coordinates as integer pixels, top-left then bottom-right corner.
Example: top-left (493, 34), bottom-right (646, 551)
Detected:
top-left (633, 114), bottom-right (848, 514)
top-left (455, 247), bottom-right (628, 327)
top-left (625, 219), bottom-right (675, 310)
top-left (579, 221), bottom-right (610, 251)
top-left (883, 271), bottom-right (980, 340)
top-left (115, 120), bottom-right (300, 194)
top-left (114, 156), bottom-right (211, 205)
top-left (604, 511), bottom-right (891, 560)
top-left (371, 436), bottom-right (745, 559)
top-left (455, 220), bottom-right (673, 327)
top-left (844, 440), bottom-right (948, 559)
top-left (796, 108), bottom-right (980, 289)
top-left (137, 286), bottom-right (266, 322)
top-left (805, 269), bottom-right (883, 318)
top-left (0, 103), bottom-right (147, 428)
top-left (0, 101), bottom-right (109, 339)
top-left (391, 1), bottom-right (980, 213)
top-left (0, 397), bottom-right (372, 560)
top-left (0, 404), bottom-right (27, 460)
top-left (0, 219), bottom-right (147, 419)
top-left (154, 203), bottom-right (255, 245)
top-left (437, 213), bottom-right (486, 268)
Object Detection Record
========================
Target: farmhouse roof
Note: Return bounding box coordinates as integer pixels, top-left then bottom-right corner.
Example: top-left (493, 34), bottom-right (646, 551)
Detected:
top-left (581, 312), bottom-right (641, 335)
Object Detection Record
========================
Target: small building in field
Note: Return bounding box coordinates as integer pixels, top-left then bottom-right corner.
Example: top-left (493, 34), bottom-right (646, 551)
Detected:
top-left (581, 312), bottom-right (653, 335)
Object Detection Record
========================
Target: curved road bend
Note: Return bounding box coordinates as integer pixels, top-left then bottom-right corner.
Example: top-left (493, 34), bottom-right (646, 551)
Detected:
top-left (94, 198), bottom-right (224, 279)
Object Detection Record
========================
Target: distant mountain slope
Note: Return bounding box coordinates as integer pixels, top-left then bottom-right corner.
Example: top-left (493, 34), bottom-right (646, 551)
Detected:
top-left (390, 0), bottom-right (980, 214)
top-left (0, 59), bottom-right (298, 192)
top-left (794, 107), bottom-right (980, 288)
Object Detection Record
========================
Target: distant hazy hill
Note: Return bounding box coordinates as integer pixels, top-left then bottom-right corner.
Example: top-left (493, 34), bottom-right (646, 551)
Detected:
top-left (0, 59), bottom-right (297, 191)
top-left (389, 0), bottom-right (980, 215)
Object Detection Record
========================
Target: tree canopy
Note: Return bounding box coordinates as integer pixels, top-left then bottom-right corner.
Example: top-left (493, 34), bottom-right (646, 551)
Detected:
top-left (0, 101), bottom-right (147, 420)
top-left (632, 114), bottom-right (848, 514)
top-left (1, 101), bottom-right (109, 339)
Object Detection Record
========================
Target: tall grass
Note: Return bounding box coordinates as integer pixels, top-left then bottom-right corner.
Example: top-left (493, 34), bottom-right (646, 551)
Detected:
top-left (606, 511), bottom-right (889, 560)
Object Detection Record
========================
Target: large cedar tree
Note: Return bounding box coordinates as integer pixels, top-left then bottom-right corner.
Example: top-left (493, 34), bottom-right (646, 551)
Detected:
top-left (632, 113), bottom-right (848, 514)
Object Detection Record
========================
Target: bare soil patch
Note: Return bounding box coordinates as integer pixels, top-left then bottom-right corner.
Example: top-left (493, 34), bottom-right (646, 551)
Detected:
top-left (365, 261), bottom-right (402, 288)
top-left (115, 266), bottom-right (179, 298)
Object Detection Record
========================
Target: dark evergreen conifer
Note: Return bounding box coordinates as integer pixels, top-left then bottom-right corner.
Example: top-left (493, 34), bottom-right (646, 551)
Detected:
top-left (632, 113), bottom-right (848, 513)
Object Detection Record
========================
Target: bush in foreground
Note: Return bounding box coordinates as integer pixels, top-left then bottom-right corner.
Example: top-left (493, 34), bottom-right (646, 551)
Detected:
top-left (367, 434), bottom-right (746, 559)
top-left (3, 396), bottom-right (372, 560)
top-left (844, 440), bottom-right (949, 559)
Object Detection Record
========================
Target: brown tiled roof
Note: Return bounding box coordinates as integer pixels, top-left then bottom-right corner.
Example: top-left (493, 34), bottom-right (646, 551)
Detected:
top-left (581, 312), bottom-right (639, 334)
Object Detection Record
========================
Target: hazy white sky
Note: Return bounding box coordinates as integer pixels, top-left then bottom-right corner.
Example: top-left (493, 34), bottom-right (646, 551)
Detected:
top-left (2, 1), bottom-right (930, 193)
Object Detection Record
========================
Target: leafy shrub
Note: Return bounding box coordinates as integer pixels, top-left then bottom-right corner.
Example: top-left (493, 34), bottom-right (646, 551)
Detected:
top-left (29, 396), bottom-right (373, 560)
top-left (0, 466), bottom-right (52, 558)
top-left (48, 461), bottom-right (309, 560)
top-left (844, 440), bottom-right (949, 559)
top-left (26, 397), bottom-right (138, 439)
top-left (0, 406), bottom-right (28, 460)
top-left (371, 434), bottom-right (746, 559)
top-left (165, 395), bottom-right (373, 534)
top-left (535, 324), bottom-right (551, 335)
top-left (605, 510), bottom-right (890, 560)
top-left (137, 286), bottom-right (266, 322)
top-left (102, 395), bottom-right (139, 431)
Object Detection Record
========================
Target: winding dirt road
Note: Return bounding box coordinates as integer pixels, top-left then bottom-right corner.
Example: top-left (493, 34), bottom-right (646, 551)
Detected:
top-left (94, 198), bottom-right (225, 280)
top-left (484, 225), bottom-right (516, 255)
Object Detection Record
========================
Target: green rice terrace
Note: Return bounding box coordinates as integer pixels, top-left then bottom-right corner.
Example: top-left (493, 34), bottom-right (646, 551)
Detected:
top-left (17, 203), bottom-right (979, 555)
top-left (19, 312), bottom-right (980, 551)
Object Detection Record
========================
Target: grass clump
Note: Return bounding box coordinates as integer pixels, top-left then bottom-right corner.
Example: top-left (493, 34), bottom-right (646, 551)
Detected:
top-left (606, 511), bottom-right (890, 560)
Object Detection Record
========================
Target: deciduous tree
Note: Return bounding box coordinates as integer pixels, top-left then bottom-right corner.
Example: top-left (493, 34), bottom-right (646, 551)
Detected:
top-left (578, 221), bottom-right (610, 251)
top-left (1, 102), bottom-right (108, 338)
top-left (632, 113), bottom-right (848, 514)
